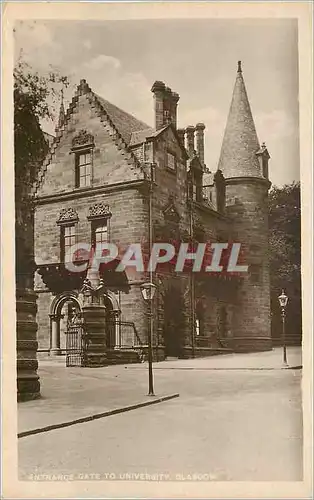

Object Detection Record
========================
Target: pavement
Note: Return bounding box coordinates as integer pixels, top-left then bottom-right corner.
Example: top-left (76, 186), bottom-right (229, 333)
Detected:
top-left (18, 347), bottom-right (302, 436)
top-left (18, 346), bottom-right (303, 482)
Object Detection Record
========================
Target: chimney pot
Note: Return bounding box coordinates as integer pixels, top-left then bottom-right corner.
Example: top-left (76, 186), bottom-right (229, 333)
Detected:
top-left (196, 122), bottom-right (205, 131)
top-left (151, 80), bottom-right (165, 93)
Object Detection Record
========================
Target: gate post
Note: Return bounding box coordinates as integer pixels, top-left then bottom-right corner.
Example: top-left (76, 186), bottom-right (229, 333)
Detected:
top-left (81, 267), bottom-right (107, 367)
top-left (16, 288), bottom-right (40, 401)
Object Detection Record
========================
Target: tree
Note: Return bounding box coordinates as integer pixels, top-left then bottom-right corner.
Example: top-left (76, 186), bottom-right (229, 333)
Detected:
top-left (14, 58), bottom-right (68, 400)
top-left (14, 58), bottom-right (68, 286)
top-left (268, 182), bottom-right (302, 343)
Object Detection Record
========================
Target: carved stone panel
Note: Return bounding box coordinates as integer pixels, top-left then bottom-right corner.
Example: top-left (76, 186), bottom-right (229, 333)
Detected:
top-left (72, 130), bottom-right (94, 149)
top-left (57, 207), bottom-right (79, 225)
top-left (87, 202), bottom-right (112, 220)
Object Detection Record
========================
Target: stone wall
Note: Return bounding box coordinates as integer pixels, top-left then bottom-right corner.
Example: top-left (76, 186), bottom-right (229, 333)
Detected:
top-left (225, 178), bottom-right (271, 351)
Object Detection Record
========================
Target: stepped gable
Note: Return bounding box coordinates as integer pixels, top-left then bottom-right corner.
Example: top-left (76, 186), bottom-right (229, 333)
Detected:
top-left (33, 80), bottom-right (152, 195)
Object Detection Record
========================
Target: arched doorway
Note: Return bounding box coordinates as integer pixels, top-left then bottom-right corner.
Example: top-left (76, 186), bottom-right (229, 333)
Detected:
top-left (163, 285), bottom-right (185, 357)
top-left (49, 293), bottom-right (82, 356)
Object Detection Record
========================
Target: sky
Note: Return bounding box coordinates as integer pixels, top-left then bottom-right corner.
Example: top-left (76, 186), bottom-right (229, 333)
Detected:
top-left (14, 19), bottom-right (300, 187)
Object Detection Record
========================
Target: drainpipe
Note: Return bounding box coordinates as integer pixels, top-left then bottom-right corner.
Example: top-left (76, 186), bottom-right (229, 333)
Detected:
top-left (188, 194), bottom-right (196, 358)
top-left (149, 159), bottom-right (156, 360)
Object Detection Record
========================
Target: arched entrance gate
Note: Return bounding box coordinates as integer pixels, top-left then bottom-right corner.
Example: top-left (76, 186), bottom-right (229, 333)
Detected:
top-left (49, 291), bottom-right (120, 366)
top-left (49, 293), bottom-right (83, 366)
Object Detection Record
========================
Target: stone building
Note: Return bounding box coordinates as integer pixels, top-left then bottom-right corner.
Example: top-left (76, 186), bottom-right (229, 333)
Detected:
top-left (33, 61), bottom-right (272, 365)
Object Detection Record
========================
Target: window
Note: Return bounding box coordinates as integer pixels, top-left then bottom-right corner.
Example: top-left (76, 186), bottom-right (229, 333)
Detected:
top-left (143, 142), bottom-right (151, 163)
top-left (189, 170), bottom-right (203, 203)
top-left (91, 220), bottom-right (109, 249)
top-left (61, 224), bottom-right (76, 262)
top-left (166, 151), bottom-right (176, 171)
top-left (75, 151), bottom-right (92, 187)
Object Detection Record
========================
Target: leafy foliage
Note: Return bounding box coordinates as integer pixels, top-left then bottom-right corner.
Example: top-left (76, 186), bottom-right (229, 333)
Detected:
top-left (14, 59), bottom-right (68, 286)
top-left (14, 59), bottom-right (68, 189)
top-left (268, 182), bottom-right (302, 339)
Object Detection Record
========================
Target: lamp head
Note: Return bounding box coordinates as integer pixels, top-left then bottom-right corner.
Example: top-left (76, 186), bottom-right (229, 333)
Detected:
top-left (140, 282), bottom-right (157, 301)
top-left (278, 289), bottom-right (288, 308)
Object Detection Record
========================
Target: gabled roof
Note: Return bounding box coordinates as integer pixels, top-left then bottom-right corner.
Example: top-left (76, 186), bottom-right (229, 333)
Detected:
top-left (34, 79), bottom-right (189, 195)
top-left (129, 128), bottom-right (155, 147)
top-left (129, 122), bottom-right (189, 160)
top-left (34, 80), bottom-right (149, 194)
top-left (218, 61), bottom-right (262, 179)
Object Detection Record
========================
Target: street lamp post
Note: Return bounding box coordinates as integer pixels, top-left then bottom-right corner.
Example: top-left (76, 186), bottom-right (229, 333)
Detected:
top-left (140, 282), bottom-right (157, 396)
top-left (278, 289), bottom-right (289, 365)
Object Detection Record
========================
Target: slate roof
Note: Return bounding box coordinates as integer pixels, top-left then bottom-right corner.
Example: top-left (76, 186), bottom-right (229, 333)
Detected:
top-left (129, 128), bottom-right (155, 147)
top-left (218, 62), bottom-right (262, 179)
top-left (95, 94), bottom-right (152, 146)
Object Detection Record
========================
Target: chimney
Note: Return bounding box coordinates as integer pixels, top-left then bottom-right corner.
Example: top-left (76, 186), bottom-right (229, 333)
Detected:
top-left (151, 81), bottom-right (166, 130)
top-left (185, 126), bottom-right (195, 158)
top-left (164, 86), bottom-right (172, 125)
top-left (177, 128), bottom-right (185, 148)
top-left (195, 123), bottom-right (205, 166)
top-left (170, 91), bottom-right (180, 129)
top-left (151, 81), bottom-right (180, 130)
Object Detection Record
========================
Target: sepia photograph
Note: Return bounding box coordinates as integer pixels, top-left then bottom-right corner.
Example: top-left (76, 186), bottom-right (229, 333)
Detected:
top-left (1, 2), bottom-right (313, 499)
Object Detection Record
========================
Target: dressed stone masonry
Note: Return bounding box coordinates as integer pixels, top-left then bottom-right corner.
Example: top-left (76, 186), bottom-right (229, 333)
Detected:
top-left (33, 61), bottom-right (272, 367)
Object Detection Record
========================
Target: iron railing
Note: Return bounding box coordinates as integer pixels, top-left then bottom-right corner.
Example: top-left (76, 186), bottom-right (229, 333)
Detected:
top-left (107, 320), bottom-right (145, 362)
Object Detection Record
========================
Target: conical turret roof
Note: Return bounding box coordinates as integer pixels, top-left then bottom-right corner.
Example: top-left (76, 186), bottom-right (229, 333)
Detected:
top-left (218, 61), bottom-right (262, 179)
